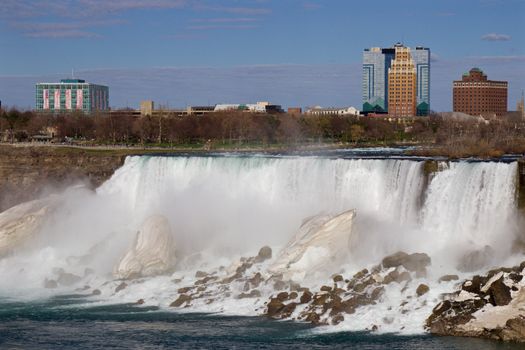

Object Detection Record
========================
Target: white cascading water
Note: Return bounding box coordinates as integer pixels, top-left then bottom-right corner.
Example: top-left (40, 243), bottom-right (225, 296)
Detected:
top-left (0, 155), bottom-right (520, 333)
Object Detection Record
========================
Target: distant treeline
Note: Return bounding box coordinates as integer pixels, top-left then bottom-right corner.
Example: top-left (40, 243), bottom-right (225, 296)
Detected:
top-left (1, 108), bottom-right (525, 157)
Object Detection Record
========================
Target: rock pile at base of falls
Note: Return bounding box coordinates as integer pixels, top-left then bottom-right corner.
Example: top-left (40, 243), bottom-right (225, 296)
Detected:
top-left (0, 196), bottom-right (57, 257)
top-left (264, 251), bottom-right (432, 327)
top-left (114, 215), bottom-right (176, 279)
top-left (426, 261), bottom-right (525, 342)
top-left (168, 245), bottom-right (277, 308)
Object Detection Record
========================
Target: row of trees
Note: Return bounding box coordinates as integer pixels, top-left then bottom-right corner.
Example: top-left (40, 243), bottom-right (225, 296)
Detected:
top-left (1, 108), bottom-right (525, 156)
top-left (0, 109), bottom-right (423, 146)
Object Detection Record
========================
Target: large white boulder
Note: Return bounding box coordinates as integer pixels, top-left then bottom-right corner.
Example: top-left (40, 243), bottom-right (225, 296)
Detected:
top-left (114, 215), bottom-right (176, 279)
top-left (0, 197), bottom-right (57, 257)
top-left (269, 209), bottom-right (356, 280)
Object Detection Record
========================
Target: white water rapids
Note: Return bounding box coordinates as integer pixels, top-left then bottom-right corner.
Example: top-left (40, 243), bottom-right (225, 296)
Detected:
top-left (0, 155), bottom-right (521, 333)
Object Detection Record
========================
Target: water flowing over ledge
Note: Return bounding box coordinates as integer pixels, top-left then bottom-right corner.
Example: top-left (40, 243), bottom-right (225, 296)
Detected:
top-left (0, 155), bottom-right (522, 337)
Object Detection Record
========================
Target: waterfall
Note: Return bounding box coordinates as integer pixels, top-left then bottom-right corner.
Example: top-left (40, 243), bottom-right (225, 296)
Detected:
top-left (97, 156), bottom-right (518, 263)
top-left (0, 155), bottom-right (520, 333)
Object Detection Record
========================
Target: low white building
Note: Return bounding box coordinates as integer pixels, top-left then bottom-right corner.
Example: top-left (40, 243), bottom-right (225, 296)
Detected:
top-left (214, 101), bottom-right (269, 113)
top-left (306, 106), bottom-right (360, 116)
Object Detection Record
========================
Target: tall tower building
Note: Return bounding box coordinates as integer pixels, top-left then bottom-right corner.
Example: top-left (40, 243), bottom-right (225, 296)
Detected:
top-left (412, 46), bottom-right (430, 116)
top-left (387, 46), bottom-right (417, 117)
top-left (362, 43), bottom-right (430, 116)
top-left (362, 47), bottom-right (395, 113)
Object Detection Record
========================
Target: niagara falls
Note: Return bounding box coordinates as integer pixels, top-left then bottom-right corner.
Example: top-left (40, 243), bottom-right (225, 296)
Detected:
top-left (0, 152), bottom-right (524, 348)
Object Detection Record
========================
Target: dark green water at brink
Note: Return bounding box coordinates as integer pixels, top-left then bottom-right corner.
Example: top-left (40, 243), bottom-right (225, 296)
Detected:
top-left (0, 296), bottom-right (522, 349)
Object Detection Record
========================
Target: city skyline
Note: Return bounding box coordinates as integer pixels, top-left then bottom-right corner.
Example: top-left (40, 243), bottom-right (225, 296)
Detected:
top-left (1, 0), bottom-right (524, 111)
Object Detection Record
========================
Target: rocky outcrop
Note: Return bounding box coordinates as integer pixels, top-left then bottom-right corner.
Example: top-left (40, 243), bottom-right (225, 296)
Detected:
top-left (268, 209), bottom-right (356, 280)
top-left (426, 262), bottom-right (525, 342)
top-left (264, 251), bottom-right (431, 327)
top-left (169, 246), bottom-right (276, 309)
top-left (0, 196), bottom-right (58, 257)
top-left (0, 145), bottom-right (125, 211)
top-left (114, 215), bottom-right (176, 279)
top-left (382, 251), bottom-right (431, 277)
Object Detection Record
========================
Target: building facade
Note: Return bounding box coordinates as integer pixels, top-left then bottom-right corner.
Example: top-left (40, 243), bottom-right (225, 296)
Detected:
top-left (362, 43), bottom-right (430, 116)
top-left (36, 79), bottom-right (109, 113)
top-left (306, 106), bottom-right (360, 116)
top-left (387, 46), bottom-right (417, 117)
top-left (453, 68), bottom-right (507, 117)
top-left (362, 47), bottom-right (394, 113)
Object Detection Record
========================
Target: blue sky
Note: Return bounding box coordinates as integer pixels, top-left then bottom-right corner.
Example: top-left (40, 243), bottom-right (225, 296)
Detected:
top-left (0, 0), bottom-right (524, 111)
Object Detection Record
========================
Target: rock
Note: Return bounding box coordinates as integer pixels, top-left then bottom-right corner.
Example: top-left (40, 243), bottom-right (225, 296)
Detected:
top-left (461, 275), bottom-right (487, 294)
top-left (136, 299), bottom-right (145, 305)
top-left (300, 290), bottom-right (313, 304)
top-left (416, 284), bottom-right (430, 297)
top-left (333, 274), bottom-right (343, 283)
top-left (457, 246), bottom-right (494, 272)
top-left (303, 311), bottom-right (320, 324)
top-left (426, 263), bottom-right (525, 342)
top-left (383, 269), bottom-right (411, 285)
top-left (0, 197), bottom-right (57, 257)
top-left (195, 276), bottom-right (217, 285)
top-left (382, 270), bottom-right (400, 285)
top-left (289, 292), bottom-right (298, 300)
top-left (57, 272), bottom-right (82, 286)
top-left (498, 317), bottom-right (525, 342)
top-left (266, 298), bottom-right (285, 317)
top-left (115, 282), bottom-right (128, 293)
top-left (114, 215), bottom-right (176, 279)
top-left (320, 285), bottom-right (332, 292)
top-left (255, 246), bottom-right (272, 263)
top-left (382, 251), bottom-right (431, 272)
top-left (332, 314), bottom-right (344, 325)
top-left (280, 303), bottom-right (297, 318)
top-left (170, 294), bottom-right (191, 307)
top-left (177, 286), bottom-right (192, 294)
top-left (438, 274), bottom-right (459, 283)
top-left (92, 289), bottom-right (101, 295)
top-left (487, 277), bottom-right (511, 306)
top-left (508, 273), bottom-right (523, 284)
top-left (44, 278), bottom-right (57, 289)
top-left (353, 269), bottom-right (368, 279)
top-left (195, 271), bottom-right (207, 278)
top-left (268, 209), bottom-right (356, 279)
top-left (276, 292), bottom-right (289, 302)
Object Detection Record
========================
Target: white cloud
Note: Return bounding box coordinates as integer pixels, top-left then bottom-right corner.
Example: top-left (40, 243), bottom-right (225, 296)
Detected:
top-left (481, 33), bottom-right (511, 41)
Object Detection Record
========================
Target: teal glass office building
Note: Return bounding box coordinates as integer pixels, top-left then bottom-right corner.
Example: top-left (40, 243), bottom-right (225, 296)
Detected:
top-left (35, 79), bottom-right (109, 113)
top-left (362, 44), bottom-right (430, 116)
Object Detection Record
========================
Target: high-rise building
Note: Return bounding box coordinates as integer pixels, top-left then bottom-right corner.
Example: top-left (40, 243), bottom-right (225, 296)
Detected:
top-left (388, 46), bottom-right (417, 117)
top-left (453, 68), bottom-right (507, 117)
top-left (36, 79), bottom-right (109, 113)
top-left (362, 43), bottom-right (430, 116)
top-left (362, 47), bottom-right (394, 114)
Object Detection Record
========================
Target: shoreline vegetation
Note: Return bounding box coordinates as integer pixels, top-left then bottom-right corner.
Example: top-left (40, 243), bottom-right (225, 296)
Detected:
top-left (1, 108), bottom-right (525, 159)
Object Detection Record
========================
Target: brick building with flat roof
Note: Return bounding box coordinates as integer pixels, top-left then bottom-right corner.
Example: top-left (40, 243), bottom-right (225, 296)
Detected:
top-left (453, 68), bottom-right (507, 117)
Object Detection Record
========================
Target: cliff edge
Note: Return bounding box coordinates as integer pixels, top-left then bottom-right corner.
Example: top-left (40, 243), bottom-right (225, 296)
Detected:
top-left (0, 145), bottom-right (126, 211)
